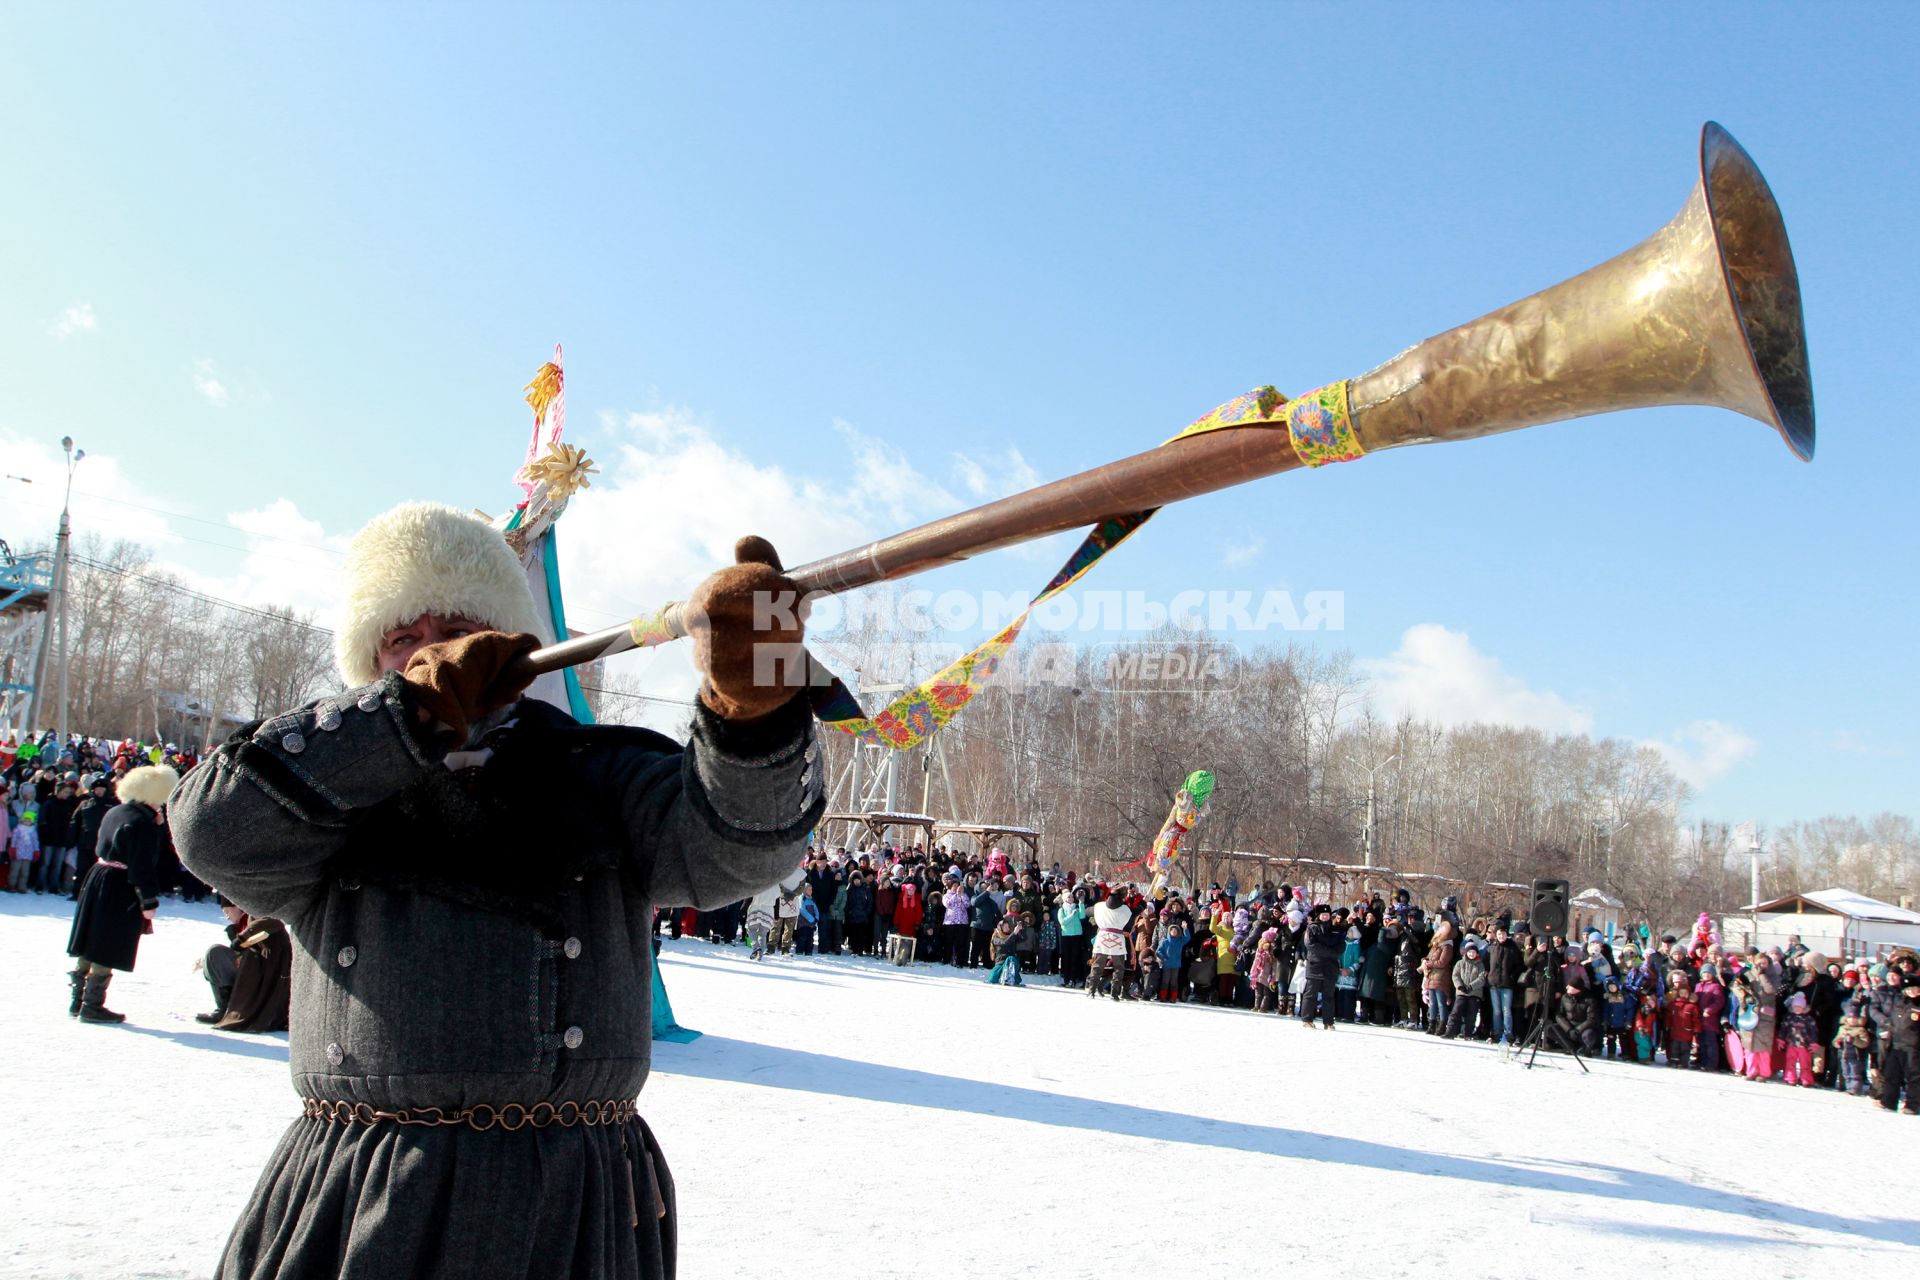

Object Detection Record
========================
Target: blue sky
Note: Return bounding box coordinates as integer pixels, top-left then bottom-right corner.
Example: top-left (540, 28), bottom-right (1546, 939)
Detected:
top-left (2, 3), bottom-right (1914, 826)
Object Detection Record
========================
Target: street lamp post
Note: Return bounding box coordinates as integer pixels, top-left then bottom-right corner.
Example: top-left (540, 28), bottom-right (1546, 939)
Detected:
top-left (52, 437), bottom-right (84, 753)
top-left (1348, 752), bottom-right (1397, 868)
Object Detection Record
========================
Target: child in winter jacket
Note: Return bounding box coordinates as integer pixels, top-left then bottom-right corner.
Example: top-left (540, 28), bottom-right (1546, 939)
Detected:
top-left (1835, 992), bottom-right (1873, 1096)
top-left (1779, 992), bottom-right (1819, 1085)
top-left (1663, 976), bottom-right (1701, 1068)
top-left (1249, 928), bottom-right (1280, 1013)
top-left (7, 809), bottom-right (38, 893)
top-left (1632, 994), bottom-right (1661, 1063)
top-left (1155, 923), bottom-right (1187, 1002)
top-left (796, 889), bottom-right (820, 955)
top-left (1601, 979), bottom-right (1635, 1059)
top-left (1443, 940), bottom-right (1490, 1039)
top-left (1037, 910), bottom-right (1061, 979)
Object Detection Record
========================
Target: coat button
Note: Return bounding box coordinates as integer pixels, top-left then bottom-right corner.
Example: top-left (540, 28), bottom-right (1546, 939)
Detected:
top-left (339, 878), bottom-right (360, 892)
top-left (563, 937), bottom-right (582, 960)
top-left (316, 706), bottom-right (342, 732)
top-left (324, 1042), bottom-right (344, 1066)
top-left (358, 693), bottom-right (382, 713)
top-left (562, 1026), bottom-right (584, 1049)
top-left (337, 946), bottom-right (357, 968)
top-left (282, 732), bottom-right (306, 755)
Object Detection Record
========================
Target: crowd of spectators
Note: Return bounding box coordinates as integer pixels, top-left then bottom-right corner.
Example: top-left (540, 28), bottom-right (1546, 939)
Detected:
top-left (662, 842), bottom-right (1920, 1116)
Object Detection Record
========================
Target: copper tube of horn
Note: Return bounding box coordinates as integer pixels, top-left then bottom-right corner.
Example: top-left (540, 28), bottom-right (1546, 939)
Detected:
top-left (520, 122), bottom-right (1812, 678)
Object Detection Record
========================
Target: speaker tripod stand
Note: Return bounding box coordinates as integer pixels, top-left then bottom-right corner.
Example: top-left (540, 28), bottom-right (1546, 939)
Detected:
top-left (1511, 1006), bottom-right (1590, 1073)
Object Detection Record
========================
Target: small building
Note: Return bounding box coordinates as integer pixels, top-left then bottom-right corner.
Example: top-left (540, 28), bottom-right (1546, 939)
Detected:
top-left (1719, 888), bottom-right (1920, 963)
top-left (1569, 888), bottom-right (1626, 940)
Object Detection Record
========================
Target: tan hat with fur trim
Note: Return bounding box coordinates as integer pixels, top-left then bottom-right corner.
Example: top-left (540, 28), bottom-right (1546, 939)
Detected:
top-left (334, 502), bottom-right (546, 686)
top-left (117, 764), bottom-right (180, 809)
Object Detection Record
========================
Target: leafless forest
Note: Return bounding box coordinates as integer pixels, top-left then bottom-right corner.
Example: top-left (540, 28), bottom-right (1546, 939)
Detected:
top-left (32, 539), bottom-right (1917, 920)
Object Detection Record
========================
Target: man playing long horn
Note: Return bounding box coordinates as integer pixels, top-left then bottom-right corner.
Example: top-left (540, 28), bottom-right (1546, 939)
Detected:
top-left (172, 502), bottom-right (821, 1280)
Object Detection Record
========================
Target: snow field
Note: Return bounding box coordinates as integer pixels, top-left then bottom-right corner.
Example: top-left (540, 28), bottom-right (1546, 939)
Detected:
top-left (3, 895), bottom-right (1915, 1279)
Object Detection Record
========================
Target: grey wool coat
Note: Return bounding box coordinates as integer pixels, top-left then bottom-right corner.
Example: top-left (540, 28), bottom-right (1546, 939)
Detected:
top-left (172, 673), bottom-right (822, 1280)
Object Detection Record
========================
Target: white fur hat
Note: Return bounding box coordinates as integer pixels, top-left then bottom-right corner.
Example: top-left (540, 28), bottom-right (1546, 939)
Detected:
top-left (117, 764), bottom-right (179, 808)
top-left (334, 502), bottom-right (546, 686)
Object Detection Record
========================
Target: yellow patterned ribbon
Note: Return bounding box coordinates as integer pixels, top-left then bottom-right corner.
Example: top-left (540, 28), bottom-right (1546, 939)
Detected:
top-left (1172, 379), bottom-right (1363, 467)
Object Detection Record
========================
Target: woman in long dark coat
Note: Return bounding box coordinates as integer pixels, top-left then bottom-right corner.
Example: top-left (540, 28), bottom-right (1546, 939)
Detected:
top-left (66, 764), bottom-right (179, 1022)
top-left (1359, 920), bottom-right (1398, 1024)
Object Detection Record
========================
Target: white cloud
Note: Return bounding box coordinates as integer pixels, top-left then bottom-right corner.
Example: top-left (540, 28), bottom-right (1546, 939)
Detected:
top-left (556, 408), bottom-right (883, 710)
top-left (1645, 719), bottom-right (1757, 790)
top-left (193, 359), bottom-right (231, 407)
top-left (1358, 623), bottom-right (1594, 734)
top-left (951, 446), bottom-right (1040, 500)
top-left (834, 419), bottom-right (958, 525)
top-left (47, 302), bottom-right (97, 339)
top-left (1222, 535), bottom-right (1264, 567)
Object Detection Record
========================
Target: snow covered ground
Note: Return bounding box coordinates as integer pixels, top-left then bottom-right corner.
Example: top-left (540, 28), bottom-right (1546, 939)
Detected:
top-left (4, 892), bottom-right (1916, 1279)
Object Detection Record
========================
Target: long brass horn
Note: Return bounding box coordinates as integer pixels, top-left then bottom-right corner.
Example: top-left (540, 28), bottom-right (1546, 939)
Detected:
top-left (1346, 120), bottom-right (1813, 463)
top-left (518, 121), bottom-right (1812, 678)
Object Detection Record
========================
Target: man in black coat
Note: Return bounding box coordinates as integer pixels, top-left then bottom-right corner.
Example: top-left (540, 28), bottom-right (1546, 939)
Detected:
top-left (1882, 981), bottom-right (1920, 1114)
top-left (1298, 903), bottom-right (1342, 1029)
top-left (70, 775), bottom-right (113, 898)
top-left (66, 765), bottom-right (179, 1021)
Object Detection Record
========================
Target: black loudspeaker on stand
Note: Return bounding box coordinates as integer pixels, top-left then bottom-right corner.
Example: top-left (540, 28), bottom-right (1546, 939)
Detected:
top-left (1529, 879), bottom-right (1570, 936)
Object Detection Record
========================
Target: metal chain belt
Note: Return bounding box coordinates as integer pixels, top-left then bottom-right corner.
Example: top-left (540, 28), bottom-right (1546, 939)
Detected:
top-left (302, 1097), bottom-right (638, 1131)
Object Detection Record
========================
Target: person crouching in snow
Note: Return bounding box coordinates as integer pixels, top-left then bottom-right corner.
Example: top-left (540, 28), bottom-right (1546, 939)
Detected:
top-left (64, 765), bottom-right (179, 1022)
top-left (985, 914), bottom-right (1025, 986)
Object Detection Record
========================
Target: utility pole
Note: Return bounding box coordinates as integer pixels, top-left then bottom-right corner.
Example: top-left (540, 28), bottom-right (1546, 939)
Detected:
top-left (1347, 752), bottom-right (1396, 868)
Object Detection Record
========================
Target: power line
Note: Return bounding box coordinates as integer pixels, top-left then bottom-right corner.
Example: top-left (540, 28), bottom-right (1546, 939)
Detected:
top-left (68, 554), bottom-right (333, 635)
top-left (71, 489), bottom-right (348, 557)
top-left (6, 490), bottom-right (345, 571)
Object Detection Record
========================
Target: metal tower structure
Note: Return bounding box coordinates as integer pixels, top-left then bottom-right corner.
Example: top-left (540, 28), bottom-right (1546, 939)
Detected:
top-left (0, 544), bottom-right (54, 740)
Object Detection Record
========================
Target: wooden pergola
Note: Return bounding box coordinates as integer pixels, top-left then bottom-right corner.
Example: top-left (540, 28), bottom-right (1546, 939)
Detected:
top-left (817, 810), bottom-right (937, 852)
top-left (932, 821), bottom-right (1040, 863)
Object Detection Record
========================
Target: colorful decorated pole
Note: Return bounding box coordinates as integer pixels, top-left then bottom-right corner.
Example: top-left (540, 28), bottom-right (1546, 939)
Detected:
top-left (498, 348), bottom-right (698, 1043)
top-left (1146, 769), bottom-right (1214, 895)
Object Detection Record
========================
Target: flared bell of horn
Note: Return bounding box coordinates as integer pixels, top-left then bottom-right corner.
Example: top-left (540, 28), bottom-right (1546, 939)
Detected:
top-left (1349, 122), bottom-right (1815, 461)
